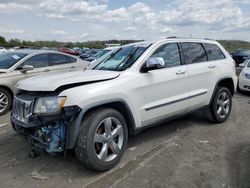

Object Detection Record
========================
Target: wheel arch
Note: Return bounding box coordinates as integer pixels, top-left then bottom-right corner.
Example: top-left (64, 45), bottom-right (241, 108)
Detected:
top-left (209, 77), bottom-right (235, 105)
top-left (0, 85), bottom-right (14, 99)
top-left (66, 99), bottom-right (137, 149)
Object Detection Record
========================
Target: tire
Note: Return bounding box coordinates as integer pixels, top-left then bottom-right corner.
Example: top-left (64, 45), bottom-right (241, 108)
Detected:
top-left (75, 108), bottom-right (128, 171)
top-left (206, 86), bottom-right (232, 123)
top-left (237, 81), bottom-right (242, 93)
top-left (0, 88), bottom-right (12, 116)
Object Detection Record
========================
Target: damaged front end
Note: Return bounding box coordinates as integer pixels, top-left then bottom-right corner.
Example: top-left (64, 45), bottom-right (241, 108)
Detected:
top-left (11, 91), bottom-right (81, 154)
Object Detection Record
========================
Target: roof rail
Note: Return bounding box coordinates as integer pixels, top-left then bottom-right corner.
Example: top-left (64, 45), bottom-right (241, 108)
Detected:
top-left (167, 36), bottom-right (177, 39)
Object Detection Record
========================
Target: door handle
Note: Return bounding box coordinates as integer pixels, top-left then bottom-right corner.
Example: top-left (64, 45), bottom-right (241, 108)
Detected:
top-left (208, 64), bottom-right (216, 68)
top-left (176, 70), bottom-right (186, 75)
top-left (71, 66), bottom-right (75, 69)
top-left (44, 69), bottom-right (50, 72)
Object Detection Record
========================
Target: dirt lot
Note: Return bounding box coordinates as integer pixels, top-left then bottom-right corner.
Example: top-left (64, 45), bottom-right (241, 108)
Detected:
top-left (0, 92), bottom-right (250, 188)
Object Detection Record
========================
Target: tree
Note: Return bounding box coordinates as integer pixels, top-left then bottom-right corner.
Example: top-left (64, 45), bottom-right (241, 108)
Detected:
top-left (0, 36), bottom-right (6, 45)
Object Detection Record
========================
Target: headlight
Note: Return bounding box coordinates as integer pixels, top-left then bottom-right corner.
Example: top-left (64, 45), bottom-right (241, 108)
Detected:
top-left (245, 73), bottom-right (250, 79)
top-left (34, 96), bottom-right (66, 114)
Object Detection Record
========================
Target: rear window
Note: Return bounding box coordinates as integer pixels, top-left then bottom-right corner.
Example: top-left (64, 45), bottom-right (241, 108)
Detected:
top-left (0, 52), bottom-right (28, 69)
top-left (50, 54), bottom-right (73, 65)
top-left (181, 43), bottom-right (207, 64)
top-left (203, 43), bottom-right (225, 61)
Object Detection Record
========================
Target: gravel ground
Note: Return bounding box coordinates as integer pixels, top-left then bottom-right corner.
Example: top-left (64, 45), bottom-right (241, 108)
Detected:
top-left (0, 92), bottom-right (249, 188)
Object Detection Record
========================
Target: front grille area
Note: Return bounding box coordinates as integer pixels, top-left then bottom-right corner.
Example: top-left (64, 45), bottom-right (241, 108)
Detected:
top-left (13, 96), bottom-right (33, 124)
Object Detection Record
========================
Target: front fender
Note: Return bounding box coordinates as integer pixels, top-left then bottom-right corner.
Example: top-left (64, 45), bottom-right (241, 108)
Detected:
top-left (65, 99), bottom-right (138, 149)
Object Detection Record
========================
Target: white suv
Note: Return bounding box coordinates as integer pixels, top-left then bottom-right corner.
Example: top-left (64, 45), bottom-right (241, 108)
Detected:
top-left (11, 38), bottom-right (237, 171)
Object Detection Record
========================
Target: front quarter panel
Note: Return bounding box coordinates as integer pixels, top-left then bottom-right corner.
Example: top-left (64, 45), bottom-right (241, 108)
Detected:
top-left (59, 74), bottom-right (142, 128)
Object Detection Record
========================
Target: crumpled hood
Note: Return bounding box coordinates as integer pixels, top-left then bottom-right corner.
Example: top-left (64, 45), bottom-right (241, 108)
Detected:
top-left (16, 70), bottom-right (120, 91)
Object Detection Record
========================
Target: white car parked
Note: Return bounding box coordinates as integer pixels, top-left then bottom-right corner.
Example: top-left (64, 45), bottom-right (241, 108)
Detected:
top-left (238, 59), bottom-right (250, 92)
top-left (11, 38), bottom-right (237, 171)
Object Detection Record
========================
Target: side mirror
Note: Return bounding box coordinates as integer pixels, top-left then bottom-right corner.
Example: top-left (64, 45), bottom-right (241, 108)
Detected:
top-left (239, 63), bottom-right (245, 68)
top-left (20, 65), bottom-right (34, 73)
top-left (141, 57), bottom-right (165, 72)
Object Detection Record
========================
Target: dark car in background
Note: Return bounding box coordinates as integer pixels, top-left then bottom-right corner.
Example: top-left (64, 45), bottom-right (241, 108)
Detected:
top-left (79, 49), bottom-right (99, 60)
top-left (85, 49), bottom-right (110, 62)
top-left (231, 49), bottom-right (250, 65)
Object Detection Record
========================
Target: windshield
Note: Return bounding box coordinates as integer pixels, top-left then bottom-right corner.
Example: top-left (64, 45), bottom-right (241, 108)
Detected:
top-left (0, 52), bottom-right (28, 69)
top-left (247, 61), bottom-right (250, 68)
top-left (95, 50), bottom-right (110, 58)
top-left (94, 45), bottom-right (148, 71)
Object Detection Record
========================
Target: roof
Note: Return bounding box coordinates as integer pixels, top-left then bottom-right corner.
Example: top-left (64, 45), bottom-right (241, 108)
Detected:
top-left (10, 49), bottom-right (56, 54)
top-left (122, 38), bottom-right (219, 48)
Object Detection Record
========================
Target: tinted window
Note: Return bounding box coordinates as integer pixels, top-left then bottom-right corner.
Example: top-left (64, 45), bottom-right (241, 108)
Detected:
top-left (151, 43), bottom-right (181, 67)
top-left (51, 54), bottom-right (71, 65)
top-left (0, 53), bottom-right (28, 69)
top-left (68, 56), bottom-right (77, 63)
top-left (203, 43), bottom-right (225, 61)
top-left (23, 54), bottom-right (49, 68)
top-left (182, 43), bottom-right (207, 64)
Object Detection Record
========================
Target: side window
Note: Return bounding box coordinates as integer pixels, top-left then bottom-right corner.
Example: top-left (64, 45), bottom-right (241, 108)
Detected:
top-left (203, 43), bottom-right (226, 61)
top-left (23, 54), bottom-right (49, 68)
top-left (181, 43), bottom-right (207, 64)
top-left (151, 43), bottom-right (181, 68)
top-left (68, 56), bottom-right (77, 63)
top-left (51, 54), bottom-right (71, 66)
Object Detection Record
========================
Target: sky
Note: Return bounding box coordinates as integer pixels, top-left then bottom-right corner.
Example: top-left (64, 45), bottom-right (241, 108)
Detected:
top-left (0, 0), bottom-right (250, 42)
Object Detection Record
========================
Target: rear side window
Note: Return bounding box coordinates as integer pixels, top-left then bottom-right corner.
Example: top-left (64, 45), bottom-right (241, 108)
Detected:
top-left (68, 56), bottom-right (77, 63)
top-left (181, 43), bottom-right (207, 64)
top-left (23, 54), bottom-right (49, 68)
top-left (203, 43), bottom-right (225, 61)
top-left (50, 54), bottom-right (72, 65)
top-left (151, 43), bottom-right (181, 68)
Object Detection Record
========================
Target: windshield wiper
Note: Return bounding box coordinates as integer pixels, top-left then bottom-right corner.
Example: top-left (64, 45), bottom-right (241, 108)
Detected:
top-left (115, 47), bottom-right (140, 71)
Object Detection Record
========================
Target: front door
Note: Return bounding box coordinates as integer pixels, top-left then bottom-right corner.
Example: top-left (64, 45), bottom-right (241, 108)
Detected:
top-left (132, 42), bottom-right (189, 126)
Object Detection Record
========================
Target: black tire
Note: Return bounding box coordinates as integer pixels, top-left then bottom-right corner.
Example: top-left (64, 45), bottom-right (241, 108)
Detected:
top-left (75, 108), bottom-right (128, 171)
top-left (0, 88), bottom-right (12, 116)
top-left (206, 86), bottom-right (232, 123)
top-left (237, 81), bottom-right (242, 93)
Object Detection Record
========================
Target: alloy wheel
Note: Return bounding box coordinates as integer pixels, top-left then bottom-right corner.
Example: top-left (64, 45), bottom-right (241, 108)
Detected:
top-left (0, 92), bottom-right (8, 113)
top-left (216, 91), bottom-right (230, 119)
top-left (94, 117), bottom-right (124, 162)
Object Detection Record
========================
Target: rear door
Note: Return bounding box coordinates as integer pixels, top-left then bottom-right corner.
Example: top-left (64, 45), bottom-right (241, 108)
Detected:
top-left (181, 42), bottom-right (221, 110)
top-left (48, 53), bottom-right (83, 73)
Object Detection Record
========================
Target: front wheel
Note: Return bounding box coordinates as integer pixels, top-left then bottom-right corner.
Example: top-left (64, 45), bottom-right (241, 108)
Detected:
top-left (75, 108), bottom-right (128, 171)
top-left (0, 88), bottom-right (12, 116)
top-left (206, 87), bottom-right (232, 123)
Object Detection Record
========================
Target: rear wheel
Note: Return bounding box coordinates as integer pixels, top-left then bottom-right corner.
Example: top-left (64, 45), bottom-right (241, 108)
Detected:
top-left (0, 88), bottom-right (12, 116)
top-left (207, 87), bottom-right (232, 123)
top-left (75, 108), bottom-right (128, 171)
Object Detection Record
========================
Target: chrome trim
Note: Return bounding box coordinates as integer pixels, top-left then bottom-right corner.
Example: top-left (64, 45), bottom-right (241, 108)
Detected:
top-left (13, 96), bottom-right (33, 124)
top-left (145, 91), bottom-right (208, 111)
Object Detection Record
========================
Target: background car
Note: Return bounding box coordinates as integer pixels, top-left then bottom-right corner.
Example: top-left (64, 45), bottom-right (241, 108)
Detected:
top-left (0, 47), bottom-right (7, 54)
top-left (0, 50), bottom-right (88, 115)
top-left (58, 47), bottom-right (80, 56)
top-left (79, 49), bottom-right (99, 60)
top-left (85, 49), bottom-right (110, 62)
top-left (238, 58), bottom-right (250, 92)
top-left (231, 48), bottom-right (250, 65)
